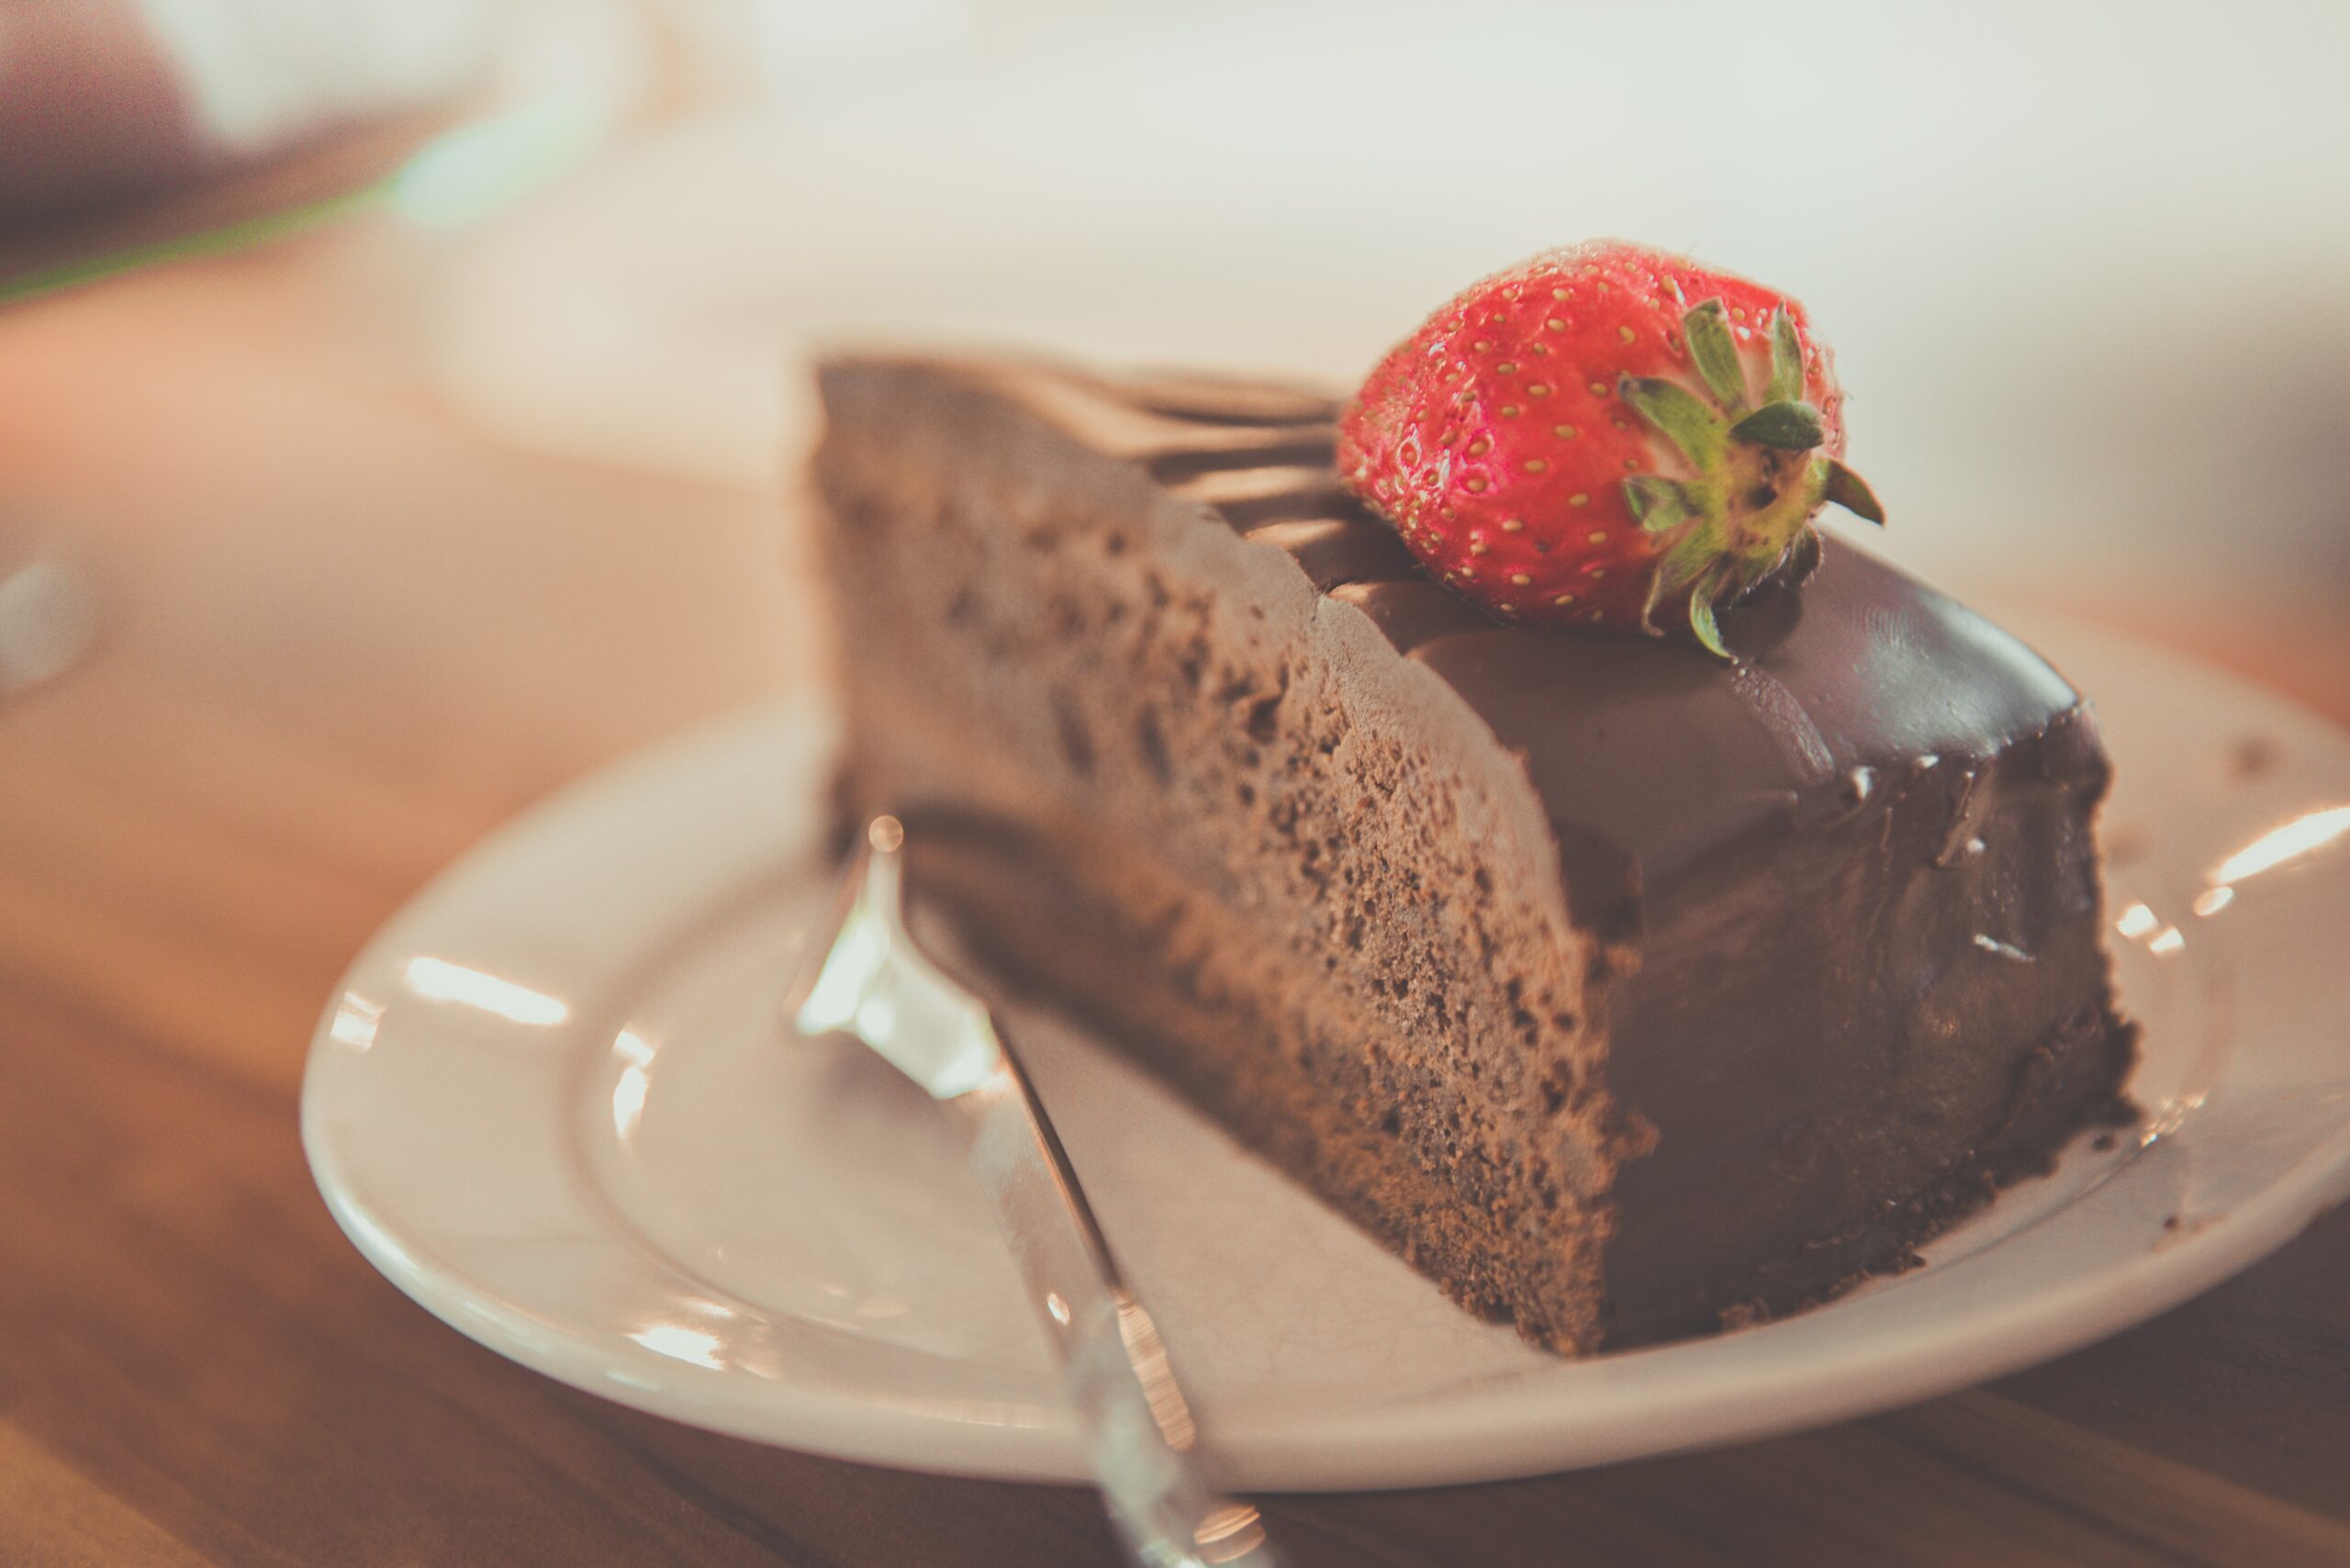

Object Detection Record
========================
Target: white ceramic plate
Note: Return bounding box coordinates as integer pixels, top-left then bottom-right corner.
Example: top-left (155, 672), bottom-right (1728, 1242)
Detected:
top-left (302, 616), bottom-right (2350, 1490)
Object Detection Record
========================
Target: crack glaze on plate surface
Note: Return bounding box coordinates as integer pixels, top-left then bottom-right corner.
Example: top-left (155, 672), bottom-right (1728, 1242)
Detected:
top-left (302, 618), bottom-right (2350, 1489)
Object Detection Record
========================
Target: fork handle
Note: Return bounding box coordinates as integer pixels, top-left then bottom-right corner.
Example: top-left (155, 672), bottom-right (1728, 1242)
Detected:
top-left (952, 1043), bottom-right (1283, 1568)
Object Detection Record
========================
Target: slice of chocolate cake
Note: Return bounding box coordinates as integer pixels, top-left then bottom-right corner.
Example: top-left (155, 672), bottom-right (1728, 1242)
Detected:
top-left (811, 354), bottom-right (2135, 1353)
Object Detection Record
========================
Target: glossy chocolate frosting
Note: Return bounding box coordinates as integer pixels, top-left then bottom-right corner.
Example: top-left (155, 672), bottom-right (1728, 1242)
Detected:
top-left (1133, 396), bottom-right (2082, 930)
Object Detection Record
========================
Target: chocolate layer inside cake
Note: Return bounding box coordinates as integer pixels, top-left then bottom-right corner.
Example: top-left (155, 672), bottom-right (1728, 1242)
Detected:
top-left (812, 356), bottom-right (2135, 1352)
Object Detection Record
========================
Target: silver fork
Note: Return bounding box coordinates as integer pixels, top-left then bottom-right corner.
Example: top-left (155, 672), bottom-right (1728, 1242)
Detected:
top-left (787, 816), bottom-right (1284, 1568)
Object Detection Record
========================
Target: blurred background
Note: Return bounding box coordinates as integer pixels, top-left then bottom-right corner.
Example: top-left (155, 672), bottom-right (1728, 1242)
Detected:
top-left (5, 0), bottom-right (2348, 751)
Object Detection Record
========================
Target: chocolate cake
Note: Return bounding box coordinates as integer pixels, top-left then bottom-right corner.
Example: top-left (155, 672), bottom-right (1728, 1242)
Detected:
top-left (811, 354), bottom-right (2136, 1353)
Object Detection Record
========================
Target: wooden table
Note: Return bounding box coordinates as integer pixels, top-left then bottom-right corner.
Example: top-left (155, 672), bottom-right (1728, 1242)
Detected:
top-left (4, 215), bottom-right (2347, 1568)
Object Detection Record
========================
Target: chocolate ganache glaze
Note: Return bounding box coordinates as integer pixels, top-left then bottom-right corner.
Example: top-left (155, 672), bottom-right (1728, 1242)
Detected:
top-left (817, 358), bottom-right (2137, 1348)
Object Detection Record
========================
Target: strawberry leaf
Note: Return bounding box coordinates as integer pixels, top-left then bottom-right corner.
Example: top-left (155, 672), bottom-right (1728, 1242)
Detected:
top-left (1780, 524), bottom-right (1823, 583)
top-left (1821, 458), bottom-right (1886, 524)
top-left (1682, 299), bottom-right (1748, 410)
top-left (1618, 376), bottom-right (1728, 470)
top-left (1767, 306), bottom-right (1805, 404)
top-left (1642, 519), bottom-right (1725, 633)
top-left (1688, 565), bottom-right (1734, 660)
top-left (1730, 399), bottom-right (1825, 451)
top-left (1623, 475), bottom-right (1697, 532)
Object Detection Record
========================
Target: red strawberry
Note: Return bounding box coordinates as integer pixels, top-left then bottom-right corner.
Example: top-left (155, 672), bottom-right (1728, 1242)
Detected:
top-left (1337, 240), bottom-right (1882, 656)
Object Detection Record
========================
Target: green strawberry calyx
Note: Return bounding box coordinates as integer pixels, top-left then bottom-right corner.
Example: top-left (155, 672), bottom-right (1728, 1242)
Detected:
top-left (1617, 299), bottom-right (1884, 658)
